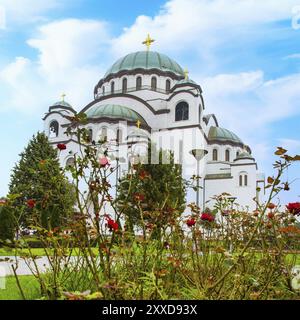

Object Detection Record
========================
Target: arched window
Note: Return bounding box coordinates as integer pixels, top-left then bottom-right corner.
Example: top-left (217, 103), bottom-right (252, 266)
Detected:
top-left (116, 129), bottom-right (122, 144)
top-left (213, 149), bottom-right (218, 161)
top-left (136, 77), bottom-right (142, 90)
top-left (239, 172), bottom-right (248, 187)
top-left (175, 101), bottom-right (189, 121)
top-left (102, 86), bottom-right (105, 95)
top-left (100, 127), bottom-right (108, 142)
top-left (239, 175), bottom-right (243, 187)
top-left (225, 149), bottom-right (230, 162)
top-left (49, 121), bottom-right (59, 138)
top-left (166, 79), bottom-right (171, 93)
top-left (236, 151), bottom-right (240, 158)
top-left (66, 157), bottom-right (75, 168)
top-left (122, 78), bottom-right (127, 93)
top-left (111, 81), bottom-right (115, 94)
top-left (151, 77), bottom-right (157, 91)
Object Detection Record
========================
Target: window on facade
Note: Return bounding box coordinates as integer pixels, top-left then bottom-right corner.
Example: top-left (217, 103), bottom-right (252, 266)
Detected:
top-left (239, 175), bottom-right (243, 187)
top-left (236, 151), bottom-right (240, 158)
top-left (100, 127), bottom-right (108, 142)
top-left (175, 101), bottom-right (189, 121)
top-left (111, 81), bottom-right (115, 94)
top-left (239, 172), bottom-right (248, 187)
top-left (122, 78), bottom-right (127, 93)
top-left (66, 157), bottom-right (75, 168)
top-left (151, 77), bottom-right (157, 91)
top-left (136, 77), bottom-right (142, 90)
top-left (166, 79), bottom-right (171, 93)
top-left (213, 149), bottom-right (218, 161)
top-left (116, 129), bottom-right (122, 144)
top-left (225, 149), bottom-right (230, 162)
top-left (102, 86), bottom-right (105, 95)
top-left (49, 121), bottom-right (59, 138)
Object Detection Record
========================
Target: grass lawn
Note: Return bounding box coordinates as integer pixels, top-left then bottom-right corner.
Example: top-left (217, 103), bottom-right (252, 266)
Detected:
top-left (0, 247), bottom-right (99, 256)
top-left (0, 275), bottom-right (40, 300)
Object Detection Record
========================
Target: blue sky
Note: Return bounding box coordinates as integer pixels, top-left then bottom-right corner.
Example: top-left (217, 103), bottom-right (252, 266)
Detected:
top-left (0, 0), bottom-right (300, 205)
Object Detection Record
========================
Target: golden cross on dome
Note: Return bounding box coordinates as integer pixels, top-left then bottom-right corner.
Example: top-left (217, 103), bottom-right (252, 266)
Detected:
top-left (136, 120), bottom-right (141, 129)
top-left (142, 34), bottom-right (155, 51)
top-left (61, 93), bottom-right (66, 102)
top-left (184, 68), bottom-right (189, 80)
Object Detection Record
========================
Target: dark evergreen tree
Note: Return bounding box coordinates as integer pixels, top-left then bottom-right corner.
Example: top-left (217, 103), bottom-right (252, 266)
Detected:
top-left (0, 204), bottom-right (16, 242)
top-left (8, 132), bottom-right (75, 229)
top-left (116, 144), bottom-right (186, 238)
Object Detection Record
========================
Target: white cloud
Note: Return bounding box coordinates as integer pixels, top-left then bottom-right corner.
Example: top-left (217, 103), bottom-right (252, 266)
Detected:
top-left (283, 53), bottom-right (300, 60)
top-left (0, 0), bottom-right (60, 24)
top-left (0, 19), bottom-right (110, 113)
top-left (199, 70), bottom-right (300, 136)
top-left (111, 0), bottom-right (300, 57)
top-left (278, 139), bottom-right (300, 154)
top-left (27, 19), bottom-right (110, 79)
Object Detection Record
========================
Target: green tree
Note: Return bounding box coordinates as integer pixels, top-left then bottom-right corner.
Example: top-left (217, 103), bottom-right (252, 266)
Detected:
top-left (0, 203), bottom-right (16, 242)
top-left (116, 144), bottom-right (186, 238)
top-left (8, 132), bottom-right (75, 229)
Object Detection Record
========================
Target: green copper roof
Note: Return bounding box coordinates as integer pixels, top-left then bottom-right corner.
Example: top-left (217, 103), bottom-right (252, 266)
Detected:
top-left (104, 51), bottom-right (185, 78)
top-left (208, 126), bottom-right (243, 144)
top-left (52, 100), bottom-right (73, 108)
top-left (236, 151), bottom-right (253, 159)
top-left (85, 104), bottom-right (147, 124)
top-left (176, 78), bottom-right (197, 85)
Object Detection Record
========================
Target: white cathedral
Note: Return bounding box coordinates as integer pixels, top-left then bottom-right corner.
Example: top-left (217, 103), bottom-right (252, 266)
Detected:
top-left (43, 36), bottom-right (265, 211)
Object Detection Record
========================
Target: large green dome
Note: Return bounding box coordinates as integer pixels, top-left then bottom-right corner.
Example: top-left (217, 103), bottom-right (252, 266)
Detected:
top-left (85, 104), bottom-right (147, 124)
top-left (104, 51), bottom-right (185, 78)
top-left (208, 126), bottom-right (243, 144)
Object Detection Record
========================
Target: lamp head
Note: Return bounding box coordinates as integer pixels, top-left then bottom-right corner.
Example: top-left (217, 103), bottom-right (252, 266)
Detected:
top-left (189, 149), bottom-right (208, 161)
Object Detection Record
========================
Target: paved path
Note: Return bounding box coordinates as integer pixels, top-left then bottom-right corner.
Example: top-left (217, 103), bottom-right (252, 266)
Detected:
top-left (0, 256), bottom-right (51, 276)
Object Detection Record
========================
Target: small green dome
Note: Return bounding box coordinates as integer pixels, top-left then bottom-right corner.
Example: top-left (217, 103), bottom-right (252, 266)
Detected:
top-left (104, 51), bottom-right (185, 78)
top-left (236, 151), bottom-right (253, 160)
top-left (85, 104), bottom-right (147, 124)
top-left (208, 126), bottom-right (243, 144)
top-left (52, 100), bottom-right (73, 109)
top-left (176, 78), bottom-right (197, 85)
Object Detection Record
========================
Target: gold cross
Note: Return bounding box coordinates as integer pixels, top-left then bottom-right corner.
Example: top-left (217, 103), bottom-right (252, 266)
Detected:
top-left (61, 93), bottom-right (66, 102)
top-left (184, 69), bottom-right (189, 80)
top-left (142, 34), bottom-right (155, 51)
top-left (136, 120), bottom-right (141, 129)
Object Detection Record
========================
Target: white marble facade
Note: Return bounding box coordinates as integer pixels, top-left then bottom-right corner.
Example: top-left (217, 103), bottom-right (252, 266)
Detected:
top-left (43, 49), bottom-right (264, 211)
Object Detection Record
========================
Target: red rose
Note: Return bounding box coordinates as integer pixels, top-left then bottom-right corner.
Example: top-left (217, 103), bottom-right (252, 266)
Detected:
top-left (27, 199), bottom-right (36, 209)
top-left (286, 202), bottom-right (300, 216)
top-left (57, 143), bottom-right (67, 151)
top-left (133, 193), bottom-right (145, 202)
top-left (99, 157), bottom-right (109, 167)
top-left (201, 213), bottom-right (215, 222)
top-left (186, 218), bottom-right (196, 227)
top-left (106, 217), bottom-right (119, 232)
top-left (253, 210), bottom-right (260, 217)
top-left (267, 212), bottom-right (274, 219)
top-left (267, 203), bottom-right (276, 210)
top-left (139, 170), bottom-right (149, 180)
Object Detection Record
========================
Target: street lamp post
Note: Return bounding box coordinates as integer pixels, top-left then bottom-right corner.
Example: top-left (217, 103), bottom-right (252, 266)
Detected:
top-left (189, 149), bottom-right (208, 208)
